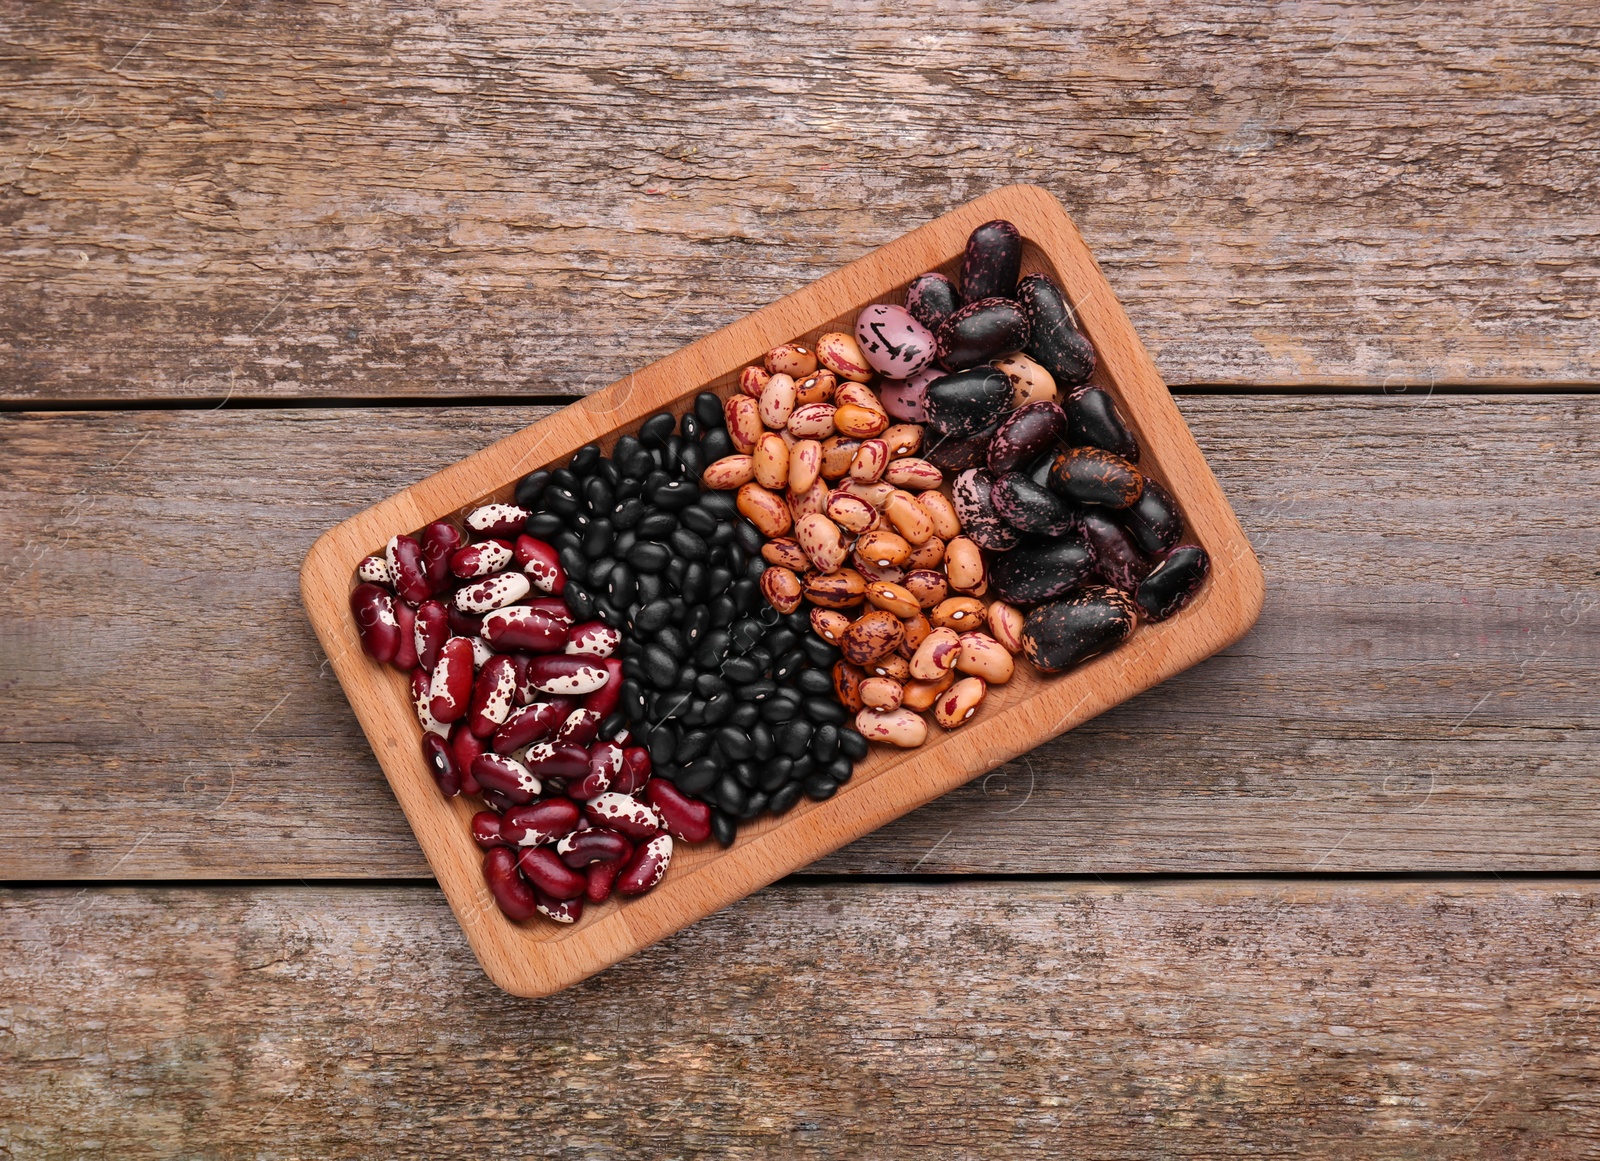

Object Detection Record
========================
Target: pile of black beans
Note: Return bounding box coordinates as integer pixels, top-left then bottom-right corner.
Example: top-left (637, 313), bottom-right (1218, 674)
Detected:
top-left (513, 392), bottom-right (868, 846)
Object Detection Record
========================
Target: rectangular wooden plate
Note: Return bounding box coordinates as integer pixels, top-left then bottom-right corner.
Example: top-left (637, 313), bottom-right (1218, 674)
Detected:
top-left (301, 185), bottom-right (1265, 997)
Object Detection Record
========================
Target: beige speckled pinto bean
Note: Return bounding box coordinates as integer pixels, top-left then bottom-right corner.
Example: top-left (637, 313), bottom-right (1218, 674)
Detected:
top-left (855, 707), bottom-right (927, 747)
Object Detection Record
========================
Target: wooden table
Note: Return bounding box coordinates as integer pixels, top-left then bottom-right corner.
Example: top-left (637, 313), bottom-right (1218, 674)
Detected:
top-left (3, 2), bottom-right (1597, 1154)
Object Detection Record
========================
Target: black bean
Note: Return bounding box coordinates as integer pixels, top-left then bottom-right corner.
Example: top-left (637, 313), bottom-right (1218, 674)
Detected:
top-left (702, 692), bottom-right (736, 725)
top-left (514, 469), bottom-right (551, 509)
top-left (777, 719), bottom-right (813, 758)
top-left (676, 729), bottom-right (710, 764)
top-left (612, 496), bottom-right (645, 530)
top-left (599, 710), bottom-right (628, 740)
top-left (747, 645), bottom-right (774, 672)
top-left (642, 644), bottom-right (679, 689)
top-left (734, 520), bottom-right (765, 555)
top-left (745, 557), bottom-right (768, 581)
top-left (664, 557), bottom-right (688, 592)
top-left (545, 486), bottom-right (580, 517)
top-left (790, 754), bottom-right (815, 781)
top-left (731, 578), bottom-right (760, 614)
top-left (628, 541), bottom-right (671, 573)
top-left (564, 582), bottom-right (595, 621)
top-left (749, 723), bottom-right (775, 760)
top-left (619, 449), bottom-right (654, 481)
top-left (721, 655), bottom-right (760, 684)
top-left (551, 468), bottom-right (580, 492)
top-left (695, 672), bottom-right (725, 698)
top-left (553, 529), bottom-right (582, 554)
top-left (838, 727), bottom-right (868, 762)
top-left (811, 723), bottom-right (840, 762)
top-left (730, 618), bottom-right (765, 652)
top-left (569, 443), bottom-right (601, 476)
top-left (695, 630), bottom-right (731, 670)
top-left (700, 489), bottom-right (738, 518)
top-left (716, 775), bottom-right (750, 815)
top-left (682, 605), bottom-right (710, 647)
top-left (710, 522), bottom-right (736, 547)
top-left (800, 635), bottom-right (840, 667)
top-left (596, 601), bottom-right (626, 628)
top-left (765, 627), bottom-right (798, 656)
top-left (651, 723), bottom-right (678, 766)
top-left (678, 698), bottom-right (706, 727)
top-left (636, 572), bottom-right (664, 606)
top-left (669, 527), bottom-right (708, 561)
top-left (582, 521), bottom-right (614, 560)
top-left (612, 527), bottom-right (637, 557)
top-left (616, 477), bottom-right (643, 500)
top-left (707, 567), bottom-right (734, 597)
top-left (679, 505), bottom-right (718, 537)
top-left (677, 561), bottom-right (707, 604)
top-left (756, 757), bottom-right (793, 792)
top-left (802, 775), bottom-right (839, 801)
top-left (709, 595), bottom-right (737, 628)
top-left (651, 480), bottom-right (699, 511)
top-left (732, 761), bottom-right (757, 788)
top-left (825, 756), bottom-right (854, 784)
top-left (583, 476), bottom-right (614, 516)
top-left (639, 412), bottom-right (675, 449)
top-left (803, 697), bottom-right (847, 725)
top-left (597, 458), bottom-right (620, 488)
top-left (768, 782), bottom-right (803, 816)
top-left (558, 544), bottom-right (587, 583)
top-left (701, 428), bottom-right (734, 462)
top-left (796, 668), bottom-right (834, 697)
top-left (677, 759), bottom-right (719, 795)
top-left (738, 792), bottom-right (768, 821)
top-left (759, 696), bottom-right (798, 723)
top-left (728, 702), bottom-right (759, 729)
top-left (655, 626), bottom-right (688, 661)
top-left (771, 649), bottom-right (806, 683)
top-left (635, 599), bottom-right (673, 634)
top-left (737, 679), bottom-right (777, 703)
top-left (622, 679), bottom-right (646, 721)
top-left (524, 510), bottom-right (564, 538)
top-left (606, 564), bottom-right (637, 607)
top-left (694, 392), bottom-right (724, 430)
top-left (678, 442), bottom-right (705, 478)
top-left (710, 809), bottom-right (737, 847)
top-left (714, 726), bottom-right (753, 760)
top-left (679, 411), bottom-right (701, 441)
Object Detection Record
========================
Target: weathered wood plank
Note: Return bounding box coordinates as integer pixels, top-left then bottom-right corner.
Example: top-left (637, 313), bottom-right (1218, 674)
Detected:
top-left (3, 880), bottom-right (1598, 1156)
top-left (3, 1), bottom-right (1599, 401)
top-left (1, 396), bottom-right (1595, 878)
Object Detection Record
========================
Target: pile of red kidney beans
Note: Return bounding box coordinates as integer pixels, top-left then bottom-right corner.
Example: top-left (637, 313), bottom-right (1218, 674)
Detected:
top-left (349, 217), bottom-right (1208, 927)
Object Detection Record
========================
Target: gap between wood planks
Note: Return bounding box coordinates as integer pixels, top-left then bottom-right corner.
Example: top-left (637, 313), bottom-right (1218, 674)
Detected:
top-left (3, 383), bottom-right (1600, 411)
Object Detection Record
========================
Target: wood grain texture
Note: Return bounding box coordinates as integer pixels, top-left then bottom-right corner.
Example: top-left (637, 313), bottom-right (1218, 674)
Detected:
top-left (4, 879), bottom-right (1600, 1156)
top-left (295, 185), bottom-right (1264, 995)
top-left (2, 395), bottom-right (1595, 879)
top-left (3, 0), bottom-right (1600, 401)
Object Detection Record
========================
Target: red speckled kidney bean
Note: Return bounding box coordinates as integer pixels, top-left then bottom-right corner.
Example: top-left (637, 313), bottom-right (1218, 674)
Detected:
top-left (535, 890), bottom-right (583, 923)
top-left (616, 833), bottom-right (674, 896)
top-left (420, 732), bottom-right (460, 797)
top-left (427, 637), bottom-right (475, 723)
top-left (480, 787), bottom-right (518, 813)
top-left (446, 604), bottom-right (485, 638)
top-left (392, 601), bottom-right (418, 671)
top-left (449, 725), bottom-right (485, 794)
top-left (454, 571), bottom-right (531, 614)
top-left (421, 520), bottom-right (467, 591)
top-left (465, 503), bottom-right (531, 538)
top-left (581, 658), bottom-right (625, 718)
top-left (585, 860), bottom-right (623, 903)
top-left (470, 753), bottom-right (541, 803)
top-left (413, 600), bottom-right (449, 671)
top-left (483, 847), bottom-right (538, 921)
top-left (500, 798), bottom-right (582, 847)
top-left (357, 555), bottom-right (392, 586)
top-left (521, 597), bottom-right (573, 627)
top-left (466, 656), bottom-right (518, 737)
top-left (583, 792), bottom-right (663, 840)
top-left (517, 847), bottom-right (586, 900)
top-left (493, 700), bottom-right (568, 753)
top-left (573, 741), bottom-right (624, 800)
top-left (350, 583), bottom-right (400, 663)
top-left (556, 827), bottom-right (633, 869)
top-left (411, 668), bottom-right (448, 739)
top-left (526, 654), bottom-right (610, 695)
top-left (515, 535), bottom-right (566, 594)
top-left (520, 741), bottom-right (590, 781)
top-left (386, 534), bottom-right (433, 605)
top-left (564, 620), bottom-right (621, 657)
top-left (553, 707), bottom-right (602, 748)
top-left (449, 538), bottom-right (514, 579)
top-left (481, 605), bottom-right (566, 653)
top-left (471, 810), bottom-right (508, 848)
top-left (644, 778), bottom-right (712, 843)
top-left (614, 746), bottom-right (653, 796)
